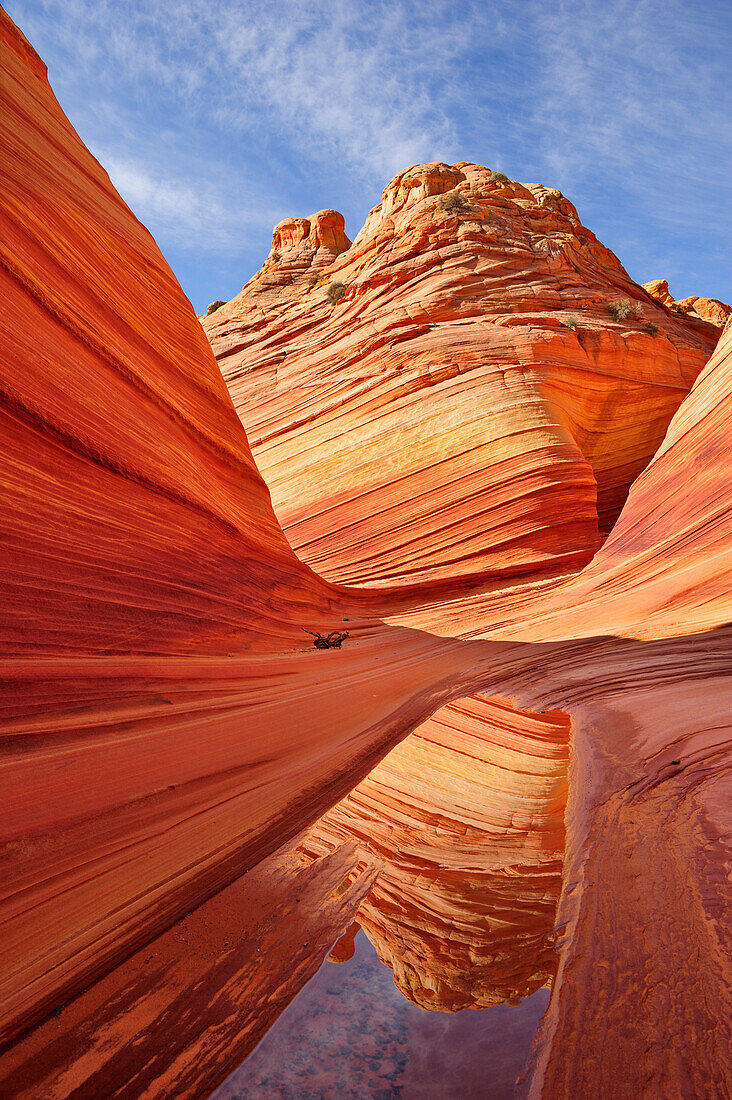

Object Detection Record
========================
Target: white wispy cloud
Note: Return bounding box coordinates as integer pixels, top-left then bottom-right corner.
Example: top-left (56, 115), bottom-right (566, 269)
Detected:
top-left (14, 0), bottom-right (470, 178)
top-left (528, 1), bottom-right (730, 214)
top-left (8, 0), bottom-right (480, 255)
top-left (6, 0), bottom-right (729, 304)
top-left (96, 149), bottom-right (284, 252)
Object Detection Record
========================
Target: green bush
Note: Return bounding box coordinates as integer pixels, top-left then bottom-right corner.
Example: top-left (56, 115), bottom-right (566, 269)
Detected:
top-left (490, 171), bottom-right (509, 183)
top-left (609, 298), bottom-right (641, 321)
top-left (206, 300), bottom-right (226, 316)
top-left (562, 315), bottom-right (578, 330)
top-left (326, 281), bottom-right (347, 305)
top-left (645, 321), bottom-right (660, 336)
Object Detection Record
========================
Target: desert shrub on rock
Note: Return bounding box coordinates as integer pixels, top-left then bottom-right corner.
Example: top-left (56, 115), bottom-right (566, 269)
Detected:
top-left (440, 191), bottom-right (470, 215)
top-left (326, 281), bottom-right (347, 305)
top-left (609, 298), bottom-right (642, 321)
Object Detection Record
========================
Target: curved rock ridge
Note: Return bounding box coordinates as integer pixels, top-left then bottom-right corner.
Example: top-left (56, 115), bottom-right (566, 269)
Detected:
top-left (204, 160), bottom-right (722, 1015)
top-left (2, 12), bottom-right (731, 1100)
top-left (0, 10), bottom-right (467, 1048)
top-left (206, 161), bottom-right (719, 587)
top-left (644, 277), bottom-right (731, 327)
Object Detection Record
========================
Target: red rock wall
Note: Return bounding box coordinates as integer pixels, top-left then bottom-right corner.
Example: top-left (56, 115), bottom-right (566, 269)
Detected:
top-left (206, 163), bottom-right (718, 586)
top-left (0, 12), bottom-right (469, 1046)
top-left (514, 322), bottom-right (732, 1097)
top-left (205, 159), bottom-right (723, 1017)
top-left (2, 10), bottom-right (730, 1099)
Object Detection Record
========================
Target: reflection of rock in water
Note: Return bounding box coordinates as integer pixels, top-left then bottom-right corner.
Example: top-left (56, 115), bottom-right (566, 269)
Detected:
top-left (300, 696), bottom-right (569, 1011)
top-left (214, 931), bottom-right (549, 1100)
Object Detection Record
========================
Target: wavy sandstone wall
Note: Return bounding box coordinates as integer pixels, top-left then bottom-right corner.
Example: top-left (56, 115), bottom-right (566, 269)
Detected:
top-left (205, 161), bottom-right (717, 584)
top-left (0, 10), bottom-right (472, 1051)
top-left (204, 161), bottom-right (722, 1014)
top-left (1, 10), bottom-right (730, 1100)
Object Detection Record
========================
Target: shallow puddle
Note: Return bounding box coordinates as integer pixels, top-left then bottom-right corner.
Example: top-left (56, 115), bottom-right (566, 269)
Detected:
top-left (214, 931), bottom-right (549, 1099)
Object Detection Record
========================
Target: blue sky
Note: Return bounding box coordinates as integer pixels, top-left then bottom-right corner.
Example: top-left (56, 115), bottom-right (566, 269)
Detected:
top-left (8, 0), bottom-right (731, 315)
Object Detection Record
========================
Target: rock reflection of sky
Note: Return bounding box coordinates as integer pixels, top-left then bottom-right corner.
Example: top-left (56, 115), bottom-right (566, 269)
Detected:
top-left (214, 932), bottom-right (549, 1099)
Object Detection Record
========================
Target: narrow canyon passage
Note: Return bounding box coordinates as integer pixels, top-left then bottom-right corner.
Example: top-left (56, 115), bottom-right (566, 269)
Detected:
top-left (201, 157), bottom-right (724, 1033)
top-left (1, 10), bottom-right (730, 1100)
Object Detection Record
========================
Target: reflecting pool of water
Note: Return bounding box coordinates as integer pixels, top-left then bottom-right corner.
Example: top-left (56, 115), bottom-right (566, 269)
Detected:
top-left (214, 931), bottom-right (549, 1099)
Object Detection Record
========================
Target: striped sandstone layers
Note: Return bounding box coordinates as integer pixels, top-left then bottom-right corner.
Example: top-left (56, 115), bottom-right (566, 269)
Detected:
top-left (1, 10), bottom-right (730, 1099)
top-left (0, 9), bottom-right (473, 1052)
top-left (205, 165), bottom-right (722, 1013)
top-left (205, 161), bottom-right (718, 585)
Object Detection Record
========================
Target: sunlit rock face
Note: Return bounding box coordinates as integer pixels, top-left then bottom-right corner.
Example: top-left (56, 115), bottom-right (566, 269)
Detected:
top-left (643, 277), bottom-right (731, 327)
top-left (205, 161), bottom-right (718, 587)
top-left (511, 319), bottom-right (732, 1100)
top-left (2, 10), bottom-right (731, 1099)
top-left (205, 162), bottom-right (722, 1014)
top-left (223, 209), bottom-right (352, 310)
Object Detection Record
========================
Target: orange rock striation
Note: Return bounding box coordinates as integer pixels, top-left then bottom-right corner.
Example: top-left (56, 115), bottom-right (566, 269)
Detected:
top-left (206, 161), bottom-right (718, 585)
top-left (508, 317), bottom-right (732, 1098)
top-left (0, 10), bottom-right (465, 1050)
top-left (204, 162), bottom-right (722, 1014)
top-left (1, 11), bottom-right (730, 1100)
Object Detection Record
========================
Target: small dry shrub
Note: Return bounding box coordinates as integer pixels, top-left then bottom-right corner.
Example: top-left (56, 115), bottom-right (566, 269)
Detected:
top-left (645, 321), bottom-right (660, 336)
top-left (562, 315), bottom-right (578, 330)
top-left (206, 300), bottom-right (226, 315)
top-left (326, 281), bottom-right (346, 305)
top-left (490, 171), bottom-right (509, 183)
top-left (609, 298), bottom-right (642, 321)
top-left (440, 191), bottom-right (470, 215)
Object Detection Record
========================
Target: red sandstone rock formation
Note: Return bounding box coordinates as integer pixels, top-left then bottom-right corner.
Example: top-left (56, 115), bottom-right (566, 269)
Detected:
top-left (0, 10), bottom-right (466, 1052)
top-left (644, 277), bottom-right (731, 327)
top-left (1, 10), bottom-right (730, 1100)
top-left (206, 208), bottom-right (351, 316)
top-left (206, 161), bottom-right (718, 584)
top-left (204, 162), bottom-right (722, 1014)
top-left (506, 318), bottom-right (732, 1099)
